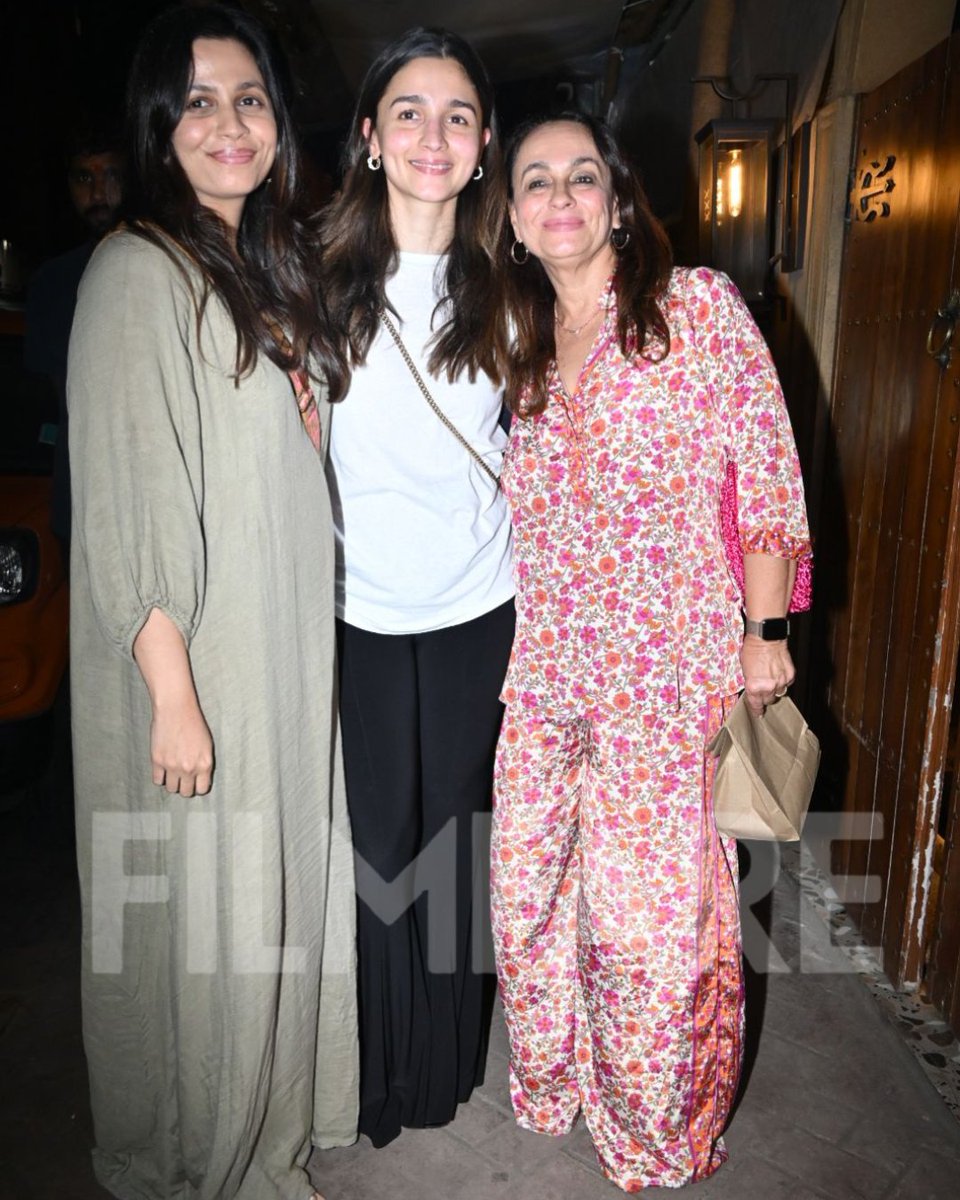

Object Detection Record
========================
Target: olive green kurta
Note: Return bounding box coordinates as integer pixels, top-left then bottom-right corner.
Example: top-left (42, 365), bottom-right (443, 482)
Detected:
top-left (68, 231), bottom-right (358, 1200)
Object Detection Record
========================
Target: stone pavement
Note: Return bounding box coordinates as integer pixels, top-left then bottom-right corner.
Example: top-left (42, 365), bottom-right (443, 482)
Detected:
top-left (308, 865), bottom-right (960, 1200)
top-left (3, 794), bottom-right (959, 1200)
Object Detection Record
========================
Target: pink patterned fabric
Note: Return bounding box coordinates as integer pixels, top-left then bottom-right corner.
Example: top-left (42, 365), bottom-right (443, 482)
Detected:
top-left (721, 461), bottom-right (813, 612)
top-left (266, 316), bottom-right (322, 455)
top-left (499, 267), bottom-right (811, 720)
top-left (492, 267), bottom-right (810, 1189)
top-left (288, 367), bottom-right (321, 453)
top-left (491, 697), bottom-right (743, 1191)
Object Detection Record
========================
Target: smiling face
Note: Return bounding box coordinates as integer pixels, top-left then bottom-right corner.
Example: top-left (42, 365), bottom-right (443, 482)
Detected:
top-left (364, 55), bottom-right (489, 229)
top-left (170, 37), bottom-right (277, 229)
top-left (509, 120), bottom-right (621, 275)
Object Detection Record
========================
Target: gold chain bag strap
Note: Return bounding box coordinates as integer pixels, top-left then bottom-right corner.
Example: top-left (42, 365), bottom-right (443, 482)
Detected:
top-left (378, 309), bottom-right (500, 488)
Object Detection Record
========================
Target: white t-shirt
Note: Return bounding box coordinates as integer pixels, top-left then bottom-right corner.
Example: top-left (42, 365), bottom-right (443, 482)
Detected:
top-left (327, 251), bottom-right (514, 634)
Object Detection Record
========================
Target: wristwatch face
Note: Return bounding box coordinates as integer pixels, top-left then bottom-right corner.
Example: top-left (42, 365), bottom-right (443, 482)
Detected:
top-left (746, 616), bottom-right (790, 641)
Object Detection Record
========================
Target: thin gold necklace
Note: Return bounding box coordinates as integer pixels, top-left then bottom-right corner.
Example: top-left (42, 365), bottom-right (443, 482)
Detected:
top-left (555, 299), bottom-right (604, 337)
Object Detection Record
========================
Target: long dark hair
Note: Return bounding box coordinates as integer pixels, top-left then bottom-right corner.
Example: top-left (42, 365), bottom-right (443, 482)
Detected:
top-left (124, 2), bottom-right (345, 391)
top-left (503, 110), bottom-right (672, 416)
top-left (320, 26), bottom-right (507, 397)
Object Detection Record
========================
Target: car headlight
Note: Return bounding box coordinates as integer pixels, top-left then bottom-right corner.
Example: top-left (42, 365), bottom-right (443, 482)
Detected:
top-left (0, 530), bottom-right (39, 605)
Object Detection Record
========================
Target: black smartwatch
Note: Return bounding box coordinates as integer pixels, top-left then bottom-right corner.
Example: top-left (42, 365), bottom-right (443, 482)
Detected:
top-left (743, 615), bottom-right (790, 641)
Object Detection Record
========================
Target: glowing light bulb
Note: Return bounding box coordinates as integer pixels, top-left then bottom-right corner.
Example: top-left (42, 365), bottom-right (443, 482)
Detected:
top-left (728, 148), bottom-right (743, 219)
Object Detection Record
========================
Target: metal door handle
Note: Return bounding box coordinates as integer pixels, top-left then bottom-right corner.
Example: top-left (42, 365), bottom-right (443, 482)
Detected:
top-left (927, 290), bottom-right (960, 369)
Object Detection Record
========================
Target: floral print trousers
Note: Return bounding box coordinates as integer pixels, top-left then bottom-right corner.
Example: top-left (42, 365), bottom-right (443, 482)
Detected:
top-left (490, 697), bottom-right (743, 1191)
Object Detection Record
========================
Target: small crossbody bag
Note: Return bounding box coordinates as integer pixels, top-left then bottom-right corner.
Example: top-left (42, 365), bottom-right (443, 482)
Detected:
top-left (378, 309), bottom-right (500, 489)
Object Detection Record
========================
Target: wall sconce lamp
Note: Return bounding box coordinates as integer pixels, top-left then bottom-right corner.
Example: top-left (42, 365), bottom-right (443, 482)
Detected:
top-left (695, 118), bottom-right (777, 304)
top-left (693, 75), bottom-right (804, 307)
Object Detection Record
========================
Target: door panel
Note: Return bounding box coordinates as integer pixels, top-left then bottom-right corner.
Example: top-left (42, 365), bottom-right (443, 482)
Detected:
top-left (820, 36), bottom-right (960, 986)
top-left (928, 669), bottom-right (960, 1026)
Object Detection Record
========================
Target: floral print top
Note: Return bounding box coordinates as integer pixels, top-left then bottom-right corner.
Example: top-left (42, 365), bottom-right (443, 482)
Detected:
top-left (500, 266), bottom-right (811, 720)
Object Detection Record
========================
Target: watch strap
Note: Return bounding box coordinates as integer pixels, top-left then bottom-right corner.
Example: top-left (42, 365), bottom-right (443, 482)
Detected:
top-left (743, 615), bottom-right (790, 640)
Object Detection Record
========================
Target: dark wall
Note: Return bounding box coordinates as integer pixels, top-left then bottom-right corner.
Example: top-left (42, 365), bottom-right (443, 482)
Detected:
top-left (1, 0), bottom-right (170, 273)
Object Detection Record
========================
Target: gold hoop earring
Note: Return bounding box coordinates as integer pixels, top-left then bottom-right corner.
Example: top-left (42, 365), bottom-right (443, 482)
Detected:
top-left (510, 239), bottom-right (528, 265)
top-left (611, 226), bottom-right (631, 250)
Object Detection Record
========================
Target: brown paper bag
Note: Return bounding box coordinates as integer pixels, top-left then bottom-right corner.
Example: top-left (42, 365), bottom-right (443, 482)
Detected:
top-left (706, 694), bottom-right (820, 840)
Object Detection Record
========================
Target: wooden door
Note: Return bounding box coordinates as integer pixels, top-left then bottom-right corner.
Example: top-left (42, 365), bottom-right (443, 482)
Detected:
top-left (920, 36), bottom-right (960, 1030)
top-left (817, 34), bottom-right (960, 992)
top-left (926, 656), bottom-right (960, 1029)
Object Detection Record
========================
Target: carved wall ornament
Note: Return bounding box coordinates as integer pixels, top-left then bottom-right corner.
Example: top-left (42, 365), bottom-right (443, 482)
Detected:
top-left (851, 155), bottom-right (897, 222)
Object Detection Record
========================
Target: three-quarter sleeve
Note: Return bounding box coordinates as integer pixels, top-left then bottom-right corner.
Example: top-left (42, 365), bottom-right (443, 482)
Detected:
top-left (687, 268), bottom-right (812, 569)
top-left (68, 234), bottom-right (207, 659)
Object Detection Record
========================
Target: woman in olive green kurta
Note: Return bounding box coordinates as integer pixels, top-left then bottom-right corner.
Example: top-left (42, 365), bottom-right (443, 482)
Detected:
top-left (67, 7), bottom-right (357, 1199)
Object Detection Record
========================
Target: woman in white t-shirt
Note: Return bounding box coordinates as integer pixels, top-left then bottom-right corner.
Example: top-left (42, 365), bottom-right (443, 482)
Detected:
top-left (319, 27), bottom-right (513, 1148)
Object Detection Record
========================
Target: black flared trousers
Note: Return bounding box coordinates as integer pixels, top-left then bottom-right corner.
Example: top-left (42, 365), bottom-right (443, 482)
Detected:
top-left (336, 598), bottom-right (515, 1148)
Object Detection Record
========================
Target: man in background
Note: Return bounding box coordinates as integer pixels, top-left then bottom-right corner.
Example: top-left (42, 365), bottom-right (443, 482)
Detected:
top-left (25, 123), bottom-right (124, 553)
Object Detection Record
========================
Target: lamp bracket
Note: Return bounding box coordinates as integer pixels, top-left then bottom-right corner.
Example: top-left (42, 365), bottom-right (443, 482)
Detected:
top-left (692, 75), bottom-right (765, 104)
top-left (692, 73), bottom-right (795, 126)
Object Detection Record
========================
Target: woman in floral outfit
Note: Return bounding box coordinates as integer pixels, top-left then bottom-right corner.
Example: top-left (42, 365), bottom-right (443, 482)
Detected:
top-left (491, 112), bottom-right (811, 1191)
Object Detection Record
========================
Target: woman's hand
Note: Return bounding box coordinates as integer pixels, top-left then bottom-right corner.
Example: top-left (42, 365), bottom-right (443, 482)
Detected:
top-left (134, 608), bottom-right (214, 797)
top-left (149, 695), bottom-right (214, 797)
top-left (740, 634), bottom-right (795, 717)
top-left (741, 551), bottom-right (797, 716)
